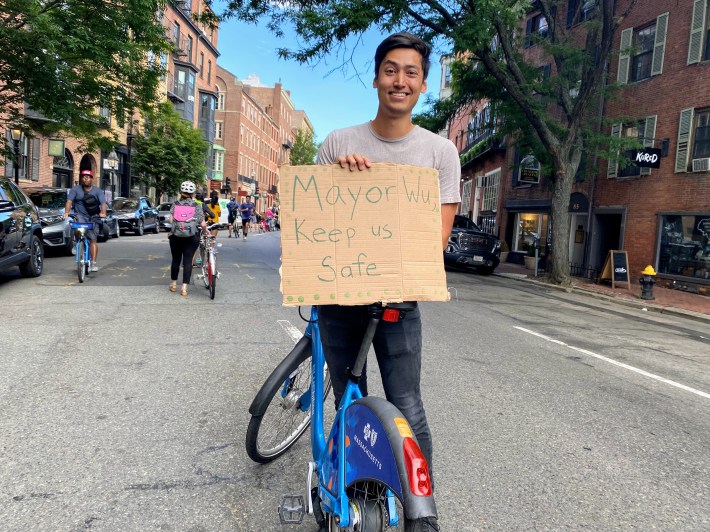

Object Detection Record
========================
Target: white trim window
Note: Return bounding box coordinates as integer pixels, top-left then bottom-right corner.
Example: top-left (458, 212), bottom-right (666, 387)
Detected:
top-left (215, 121), bottom-right (223, 140)
top-left (213, 150), bottom-right (224, 173)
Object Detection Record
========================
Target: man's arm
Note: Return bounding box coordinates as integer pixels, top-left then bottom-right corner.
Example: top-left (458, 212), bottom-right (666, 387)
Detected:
top-left (98, 189), bottom-right (108, 217)
top-left (63, 190), bottom-right (75, 219)
top-left (441, 203), bottom-right (458, 250)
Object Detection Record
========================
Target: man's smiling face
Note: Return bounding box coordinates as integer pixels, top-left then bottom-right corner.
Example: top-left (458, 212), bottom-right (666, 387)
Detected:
top-left (373, 48), bottom-right (427, 120)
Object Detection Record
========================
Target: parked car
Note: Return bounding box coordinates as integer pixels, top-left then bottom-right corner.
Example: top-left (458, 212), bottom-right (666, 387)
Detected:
top-left (26, 186), bottom-right (73, 255)
top-left (157, 202), bottom-right (173, 231)
top-left (111, 197), bottom-right (159, 235)
top-left (27, 186), bottom-right (120, 251)
top-left (0, 178), bottom-right (44, 277)
top-left (444, 214), bottom-right (502, 275)
top-left (97, 208), bottom-right (120, 241)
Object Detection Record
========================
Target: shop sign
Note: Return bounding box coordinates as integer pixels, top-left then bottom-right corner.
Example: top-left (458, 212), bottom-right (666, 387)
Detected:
top-left (519, 155), bottom-right (541, 184)
top-left (634, 147), bottom-right (661, 168)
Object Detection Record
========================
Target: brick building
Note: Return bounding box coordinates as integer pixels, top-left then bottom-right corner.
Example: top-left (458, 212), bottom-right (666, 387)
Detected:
top-left (441, 0), bottom-right (709, 291)
top-left (215, 66), bottom-right (280, 208)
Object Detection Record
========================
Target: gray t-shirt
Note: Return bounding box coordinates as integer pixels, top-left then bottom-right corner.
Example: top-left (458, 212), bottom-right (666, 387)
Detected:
top-left (317, 122), bottom-right (461, 204)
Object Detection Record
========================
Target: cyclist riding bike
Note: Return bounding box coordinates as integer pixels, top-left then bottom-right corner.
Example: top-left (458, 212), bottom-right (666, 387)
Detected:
top-left (315, 32), bottom-right (461, 531)
top-left (63, 169), bottom-right (108, 272)
top-left (226, 196), bottom-right (239, 237)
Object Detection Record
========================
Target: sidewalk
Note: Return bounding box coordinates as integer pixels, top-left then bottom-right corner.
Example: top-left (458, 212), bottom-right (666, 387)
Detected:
top-left (494, 262), bottom-right (710, 324)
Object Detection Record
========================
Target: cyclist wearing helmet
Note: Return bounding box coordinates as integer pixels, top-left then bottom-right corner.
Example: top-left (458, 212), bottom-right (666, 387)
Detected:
top-left (63, 169), bottom-right (108, 272)
top-left (168, 180), bottom-right (207, 296)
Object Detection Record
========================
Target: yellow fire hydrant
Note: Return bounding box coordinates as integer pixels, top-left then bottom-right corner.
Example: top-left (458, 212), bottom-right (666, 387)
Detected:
top-left (639, 265), bottom-right (656, 300)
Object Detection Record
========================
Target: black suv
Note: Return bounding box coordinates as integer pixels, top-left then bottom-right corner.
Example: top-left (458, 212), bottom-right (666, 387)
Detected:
top-left (111, 196), bottom-right (159, 235)
top-left (0, 178), bottom-right (44, 278)
top-left (444, 214), bottom-right (501, 275)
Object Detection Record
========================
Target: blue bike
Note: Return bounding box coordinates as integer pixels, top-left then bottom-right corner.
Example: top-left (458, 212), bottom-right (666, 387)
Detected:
top-left (71, 218), bottom-right (101, 283)
top-left (246, 304), bottom-right (436, 531)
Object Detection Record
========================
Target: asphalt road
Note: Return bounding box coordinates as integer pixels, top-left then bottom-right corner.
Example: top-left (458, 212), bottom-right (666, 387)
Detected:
top-left (1, 230), bottom-right (708, 531)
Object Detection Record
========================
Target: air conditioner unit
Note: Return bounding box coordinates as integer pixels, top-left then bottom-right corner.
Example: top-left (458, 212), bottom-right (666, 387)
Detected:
top-left (692, 158), bottom-right (710, 172)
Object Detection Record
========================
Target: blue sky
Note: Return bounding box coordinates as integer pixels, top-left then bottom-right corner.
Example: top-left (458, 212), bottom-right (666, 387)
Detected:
top-left (217, 20), bottom-right (443, 144)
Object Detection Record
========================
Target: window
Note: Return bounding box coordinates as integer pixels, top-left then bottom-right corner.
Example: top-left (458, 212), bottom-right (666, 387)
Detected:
top-left (525, 12), bottom-right (548, 47)
top-left (213, 150), bottom-right (224, 173)
top-left (608, 115), bottom-right (657, 178)
top-left (217, 92), bottom-right (225, 110)
top-left (482, 169), bottom-right (500, 213)
top-left (215, 121), bottom-right (223, 140)
top-left (99, 106), bottom-right (111, 126)
top-left (199, 52), bottom-right (204, 78)
top-left (658, 214), bottom-right (710, 279)
top-left (514, 213), bottom-right (550, 254)
top-left (444, 64), bottom-right (451, 88)
top-left (567, 0), bottom-right (597, 27)
top-left (187, 36), bottom-right (193, 63)
top-left (631, 26), bottom-right (655, 82)
top-left (617, 13), bottom-right (668, 84)
top-left (172, 22), bottom-right (179, 45)
top-left (688, 0), bottom-right (710, 64)
top-left (207, 60), bottom-right (212, 84)
top-left (693, 110), bottom-right (710, 159)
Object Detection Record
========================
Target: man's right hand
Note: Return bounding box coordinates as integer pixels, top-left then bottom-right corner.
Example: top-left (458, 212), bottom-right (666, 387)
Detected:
top-left (336, 153), bottom-right (372, 172)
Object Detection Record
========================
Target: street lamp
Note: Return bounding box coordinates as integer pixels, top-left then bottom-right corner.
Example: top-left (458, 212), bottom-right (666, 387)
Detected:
top-left (106, 150), bottom-right (119, 198)
top-left (10, 128), bottom-right (22, 185)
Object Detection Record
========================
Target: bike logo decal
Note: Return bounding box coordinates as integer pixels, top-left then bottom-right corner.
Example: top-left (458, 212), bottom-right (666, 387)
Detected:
top-left (363, 423), bottom-right (378, 447)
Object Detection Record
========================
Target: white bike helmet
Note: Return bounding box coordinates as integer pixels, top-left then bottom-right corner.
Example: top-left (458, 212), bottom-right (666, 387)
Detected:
top-left (180, 181), bottom-right (196, 194)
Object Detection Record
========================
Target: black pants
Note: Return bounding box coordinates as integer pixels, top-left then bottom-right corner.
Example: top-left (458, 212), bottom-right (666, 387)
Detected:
top-left (169, 235), bottom-right (199, 284)
top-left (317, 304), bottom-right (433, 471)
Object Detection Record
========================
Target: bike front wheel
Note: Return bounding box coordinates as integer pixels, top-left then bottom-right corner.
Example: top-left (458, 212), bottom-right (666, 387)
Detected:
top-left (246, 336), bottom-right (331, 463)
top-left (77, 240), bottom-right (86, 283)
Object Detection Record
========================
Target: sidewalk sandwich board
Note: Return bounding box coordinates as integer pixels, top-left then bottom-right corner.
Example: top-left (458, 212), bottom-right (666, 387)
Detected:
top-left (599, 250), bottom-right (630, 289)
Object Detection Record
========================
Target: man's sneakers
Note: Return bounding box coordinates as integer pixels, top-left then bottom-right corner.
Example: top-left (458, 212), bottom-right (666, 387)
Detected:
top-left (408, 517), bottom-right (440, 531)
top-left (91, 262), bottom-right (99, 272)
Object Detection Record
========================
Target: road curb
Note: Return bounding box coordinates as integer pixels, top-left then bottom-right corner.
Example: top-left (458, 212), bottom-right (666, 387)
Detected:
top-left (495, 272), bottom-right (710, 326)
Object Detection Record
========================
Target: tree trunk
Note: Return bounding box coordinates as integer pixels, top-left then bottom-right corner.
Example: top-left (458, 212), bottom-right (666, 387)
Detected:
top-left (549, 162), bottom-right (575, 285)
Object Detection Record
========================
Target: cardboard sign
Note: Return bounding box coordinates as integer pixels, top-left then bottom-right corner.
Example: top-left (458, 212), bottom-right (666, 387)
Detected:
top-left (279, 163), bottom-right (448, 306)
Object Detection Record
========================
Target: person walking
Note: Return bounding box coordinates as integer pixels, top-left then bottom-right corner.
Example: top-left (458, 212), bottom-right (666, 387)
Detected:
top-left (63, 169), bottom-right (108, 272)
top-left (205, 191), bottom-right (221, 237)
top-left (168, 181), bottom-right (206, 296)
top-left (315, 32), bottom-right (461, 532)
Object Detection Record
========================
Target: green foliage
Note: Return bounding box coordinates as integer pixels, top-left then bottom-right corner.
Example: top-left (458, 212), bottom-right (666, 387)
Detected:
top-left (215, 0), bottom-right (633, 284)
top-left (0, 0), bottom-right (171, 152)
top-left (131, 101), bottom-right (209, 200)
top-left (290, 128), bottom-right (318, 165)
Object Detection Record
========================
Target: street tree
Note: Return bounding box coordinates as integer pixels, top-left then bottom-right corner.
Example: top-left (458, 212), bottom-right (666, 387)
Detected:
top-left (217, 0), bottom-right (639, 284)
top-left (290, 128), bottom-right (318, 165)
top-left (131, 101), bottom-right (209, 202)
top-left (0, 0), bottom-right (171, 151)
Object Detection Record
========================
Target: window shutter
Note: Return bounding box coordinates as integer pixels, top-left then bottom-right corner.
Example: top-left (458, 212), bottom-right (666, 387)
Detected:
top-left (617, 28), bottom-right (633, 84)
top-left (651, 13), bottom-right (669, 76)
top-left (640, 115), bottom-right (657, 176)
top-left (32, 138), bottom-right (40, 181)
top-left (607, 123), bottom-right (621, 178)
top-left (512, 146), bottom-right (521, 186)
top-left (675, 108), bottom-right (694, 173)
top-left (688, 0), bottom-right (706, 65)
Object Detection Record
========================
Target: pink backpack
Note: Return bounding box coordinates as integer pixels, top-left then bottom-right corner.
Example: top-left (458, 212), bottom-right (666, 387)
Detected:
top-left (172, 204), bottom-right (197, 237)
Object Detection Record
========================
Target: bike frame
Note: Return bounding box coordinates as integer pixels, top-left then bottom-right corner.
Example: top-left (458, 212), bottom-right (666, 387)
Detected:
top-left (72, 222), bottom-right (93, 270)
top-left (306, 305), bottom-right (401, 529)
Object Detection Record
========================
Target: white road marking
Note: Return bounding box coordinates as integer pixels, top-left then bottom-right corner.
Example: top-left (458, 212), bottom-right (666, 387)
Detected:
top-left (278, 320), bottom-right (303, 344)
top-left (515, 326), bottom-right (710, 400)
top-left (245, 273), bottom-right (254, 280)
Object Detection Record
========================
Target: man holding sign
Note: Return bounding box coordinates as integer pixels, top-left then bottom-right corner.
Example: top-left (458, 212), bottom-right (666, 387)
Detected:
top-left (316, 32), bottom-right (460, 531)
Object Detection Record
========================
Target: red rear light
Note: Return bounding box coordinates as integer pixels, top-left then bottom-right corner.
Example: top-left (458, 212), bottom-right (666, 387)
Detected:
top-left (402, 437), bottom-right (432, 496)
top-left (382, 308), bottom-right (400, 322)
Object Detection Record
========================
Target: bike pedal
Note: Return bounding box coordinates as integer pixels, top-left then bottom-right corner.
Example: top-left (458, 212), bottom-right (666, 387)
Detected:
top-left (278, 494), bottom-right (305, 524)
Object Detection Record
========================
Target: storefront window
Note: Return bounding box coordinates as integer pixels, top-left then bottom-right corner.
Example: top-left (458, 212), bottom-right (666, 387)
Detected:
top-left (514, 213), bottom-right (550, 253)
top-left (658, 215), bottom-right (710, 280)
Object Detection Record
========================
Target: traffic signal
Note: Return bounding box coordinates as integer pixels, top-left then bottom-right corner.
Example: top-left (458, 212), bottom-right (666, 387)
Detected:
top-left (225, 177), bottom-right (231, 190)
top-left (255, 181), bottom-right (260, 195)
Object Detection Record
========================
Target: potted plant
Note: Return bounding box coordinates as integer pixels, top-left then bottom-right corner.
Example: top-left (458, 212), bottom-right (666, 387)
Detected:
top-left (524, 245), bottom-right (538, 270)
top-left (499, 240), bottom-right (509, 263)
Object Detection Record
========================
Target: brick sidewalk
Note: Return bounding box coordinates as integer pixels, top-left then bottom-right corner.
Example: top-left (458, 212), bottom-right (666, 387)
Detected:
top-left (494, 262), bottom-right (710, 321)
